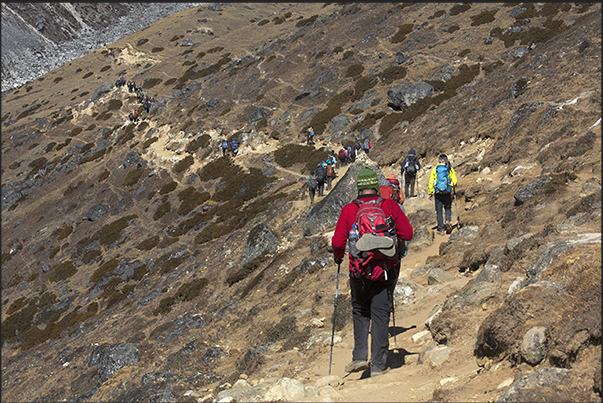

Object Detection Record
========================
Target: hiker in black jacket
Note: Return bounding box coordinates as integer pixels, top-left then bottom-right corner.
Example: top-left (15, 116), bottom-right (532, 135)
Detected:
top-left (401, 149), bottom-right (421, 198)
top-left (315, 162), bottom-right (326, 197)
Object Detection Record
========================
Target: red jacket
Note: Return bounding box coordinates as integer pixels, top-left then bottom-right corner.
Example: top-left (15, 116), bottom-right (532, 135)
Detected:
top-left (331, 194), bottom-right (413, 264)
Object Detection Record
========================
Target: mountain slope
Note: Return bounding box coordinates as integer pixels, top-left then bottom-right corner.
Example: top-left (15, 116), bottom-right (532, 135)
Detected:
top-left (1, 3), bottom-right (601, 402)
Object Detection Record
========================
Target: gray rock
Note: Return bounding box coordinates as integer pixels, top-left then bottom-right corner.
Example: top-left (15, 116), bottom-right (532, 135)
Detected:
top-left (514, 177), bottom-right (550, 205)
top-left (444, 263), bottom-right (501, 309)
top-left (329, 115), bottom-right (348, 133)
top-left (90, 82), bottom-right (114, 101)
top-left (247, 106), bottom-right (270, 123)
top-left (387, 82), bottom-right (434, 110)
top-left (447, 225), bottom-right (479, 242)
top-left (497, 367), bottom-right (569, 402)
top-left (427, 268), bottom-right (454, 285)
top-left (240, 222), bottom-right (279, 267)
top-left (83, 203), bottom-right (108, 221)
top-left (409, 225), bottom-right (433, 247)
top-left (122, 150), bottom-right (141, 169)
top-left (418, 343), bottom-right (452, 366)
top-left (524, 233), bottom-right (601, 287)
top-left (87, 343), bottom-right (138, 382)
top-left (521, 326), bottom-right (547, 365)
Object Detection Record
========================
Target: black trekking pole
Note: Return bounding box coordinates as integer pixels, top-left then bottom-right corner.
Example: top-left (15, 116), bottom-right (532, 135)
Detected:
top-left (328, 261), bottom-right (341, 375)
top-left (453, 189), bottom-right (460, 230)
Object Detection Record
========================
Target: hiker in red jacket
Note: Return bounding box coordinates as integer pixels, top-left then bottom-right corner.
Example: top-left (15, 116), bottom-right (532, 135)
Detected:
top-left (331, 166), bottom-right (413, 377)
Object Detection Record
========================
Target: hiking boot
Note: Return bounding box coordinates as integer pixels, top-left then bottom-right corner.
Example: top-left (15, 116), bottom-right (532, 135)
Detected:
top-left (370, 366), bottom-right (389, 377)
top-left (345, 360), bottom-right (368, 373)
top-left (437, 229), bottom-right (446, 236)
top-left (445, 222), bottom-right (453, 234)
top-left (356, 234), bottom-right (394, 252)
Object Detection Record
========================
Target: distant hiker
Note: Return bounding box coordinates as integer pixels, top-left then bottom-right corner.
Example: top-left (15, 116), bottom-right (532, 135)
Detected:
top-left (348, 145), bottom-right (355, 163)
top-left (338, 147), bottom-right (347, 167)
top-left (307, 170), bottom-right (318, 204)
top-left (363, 138), bottom-right (371, 154)
top-left (326, 159), bottom-right (336, 191)
top-left (315, 161), bottom-right (326, 197)
top-left (221, 139), bottom-right (229, 156)
top-left (128, 110), bottom-right (139, 122)
top-left (307, 127), bottom-right (315, 145)
top-left (231, 139), bottom-right (239, 157)
top-left (143, 100), bottom-right (151, 113)
top-left (127, 80), bottom-right (134, 92)
top-left (401, 149), bottom-right (421, 198)
top-left (331, 166), bottom-right (413, 377)
top-left (386, 174), bottom-right (408, 259)
top-left (428, 154), bottom-right (457, 236)
top-left (355, 140), bottom-right (363, 157)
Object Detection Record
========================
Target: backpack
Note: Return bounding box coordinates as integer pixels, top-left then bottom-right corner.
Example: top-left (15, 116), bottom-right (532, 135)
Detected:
top-left (326, 164), bottom-right (334, 177)
top-left (315, 165), bottom-right (325, 182)
top-left (349, 197), bottom-right (398, 281)
top-left (435, 164), bottom-right (452, 194)
top-left (406, 155), bottom-right (418, 176)
top-left (308, 175), bottom-right (318, 190)
top-left (339, 148), bottom-right (346, 158)
top-left (221, 140), bottom-right (228, 149)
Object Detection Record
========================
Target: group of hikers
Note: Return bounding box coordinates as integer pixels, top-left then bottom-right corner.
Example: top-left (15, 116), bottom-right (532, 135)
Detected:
top-left (221, 138), bottom-right (240, 157)
top-left (328, 149), bottom-right (458, 377)
top-left (114, 76), bottom-right (155, 121)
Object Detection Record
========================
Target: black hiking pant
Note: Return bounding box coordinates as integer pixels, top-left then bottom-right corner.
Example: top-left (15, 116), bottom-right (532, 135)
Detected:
top-left (434, 192), bottom-right (452, 232)
top-left (349, 275), bottom-right (395, 372)
top-left (404, 173), bottom-right (416, 198)
top-left (317, 180), bottom-right (325, 197)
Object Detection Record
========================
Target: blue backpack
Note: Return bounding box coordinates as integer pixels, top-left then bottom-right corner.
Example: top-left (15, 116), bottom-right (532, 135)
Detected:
top-left (435, 164), bottom-right (452, 194)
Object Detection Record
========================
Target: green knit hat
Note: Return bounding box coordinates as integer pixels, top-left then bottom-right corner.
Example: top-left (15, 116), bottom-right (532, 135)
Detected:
top-left (357, 166), bottom-right (379, 192)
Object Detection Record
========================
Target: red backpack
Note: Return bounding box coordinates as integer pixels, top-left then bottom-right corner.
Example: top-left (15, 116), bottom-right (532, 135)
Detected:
top-left (349, 197), bottom-right (398, 281)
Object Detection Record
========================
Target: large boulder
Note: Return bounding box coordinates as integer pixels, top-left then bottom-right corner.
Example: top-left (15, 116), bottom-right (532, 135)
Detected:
top-left (302, 162), bottom-right (388, 236)
top-left (240, 222), bottom-right (279, 267)
top-left (387, 82), bottom-right (434, 110)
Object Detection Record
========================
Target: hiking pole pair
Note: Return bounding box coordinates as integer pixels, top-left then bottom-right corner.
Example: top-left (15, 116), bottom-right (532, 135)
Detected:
top-left (328, 261), bottom-right (341, 375)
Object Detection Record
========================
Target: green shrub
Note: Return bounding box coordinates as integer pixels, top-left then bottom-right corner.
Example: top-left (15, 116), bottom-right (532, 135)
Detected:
top-left (122, 168), bottom-right (143, 186)
top-left (90, 258), bottom-right (119, 284)
top-left (95, 215), bottom-right (137, 247)
top-left (342, 50), bottom-right (354, 60)
top-left (199, 156), bottom-right (241, 181)
top-left (137, 235), bottom-right (160, 251)
top-left (391, 24), bottom-right (413, 43)
top-left (450, 3), bottom-right (471, 15)
top-left (194, 222), bottom-right (231, 244)
top-left (379, 66), bottom-right (407, 84)
top-left (49, 260), bottom-right (77, 282)
top-left (143, 78), bottom-right (162, 88)
top-left (295, 15), bottom-right (318, 27)
top-left (159, 181), bottom-right (178, 195)
top-left (471, 9), bottom-right (497, 26)
top-left (186, 134), bottom-right (211, 153)
top-left (174, 155), bottom-right (194, 173)
top-left (82, 72), bottom-right (93, 79)
top-left (143, 136), bottom-right (159, 149)
top-left (154, 201), bottom-right (171, 220)
top-left (100, 65), bottom-right (111, 72)
top-left (155, 250), bottom-right (189, 274)
top-left (345, 64), bottom-right (364, 78)
top-left (53, 225), bottom-right (73, 240)
top-left (177, 188), bottom-right (210, 215)
top-left (151, 47), bottom-right (164, 53)
top-left (458, 49), bottom-right (471, 57)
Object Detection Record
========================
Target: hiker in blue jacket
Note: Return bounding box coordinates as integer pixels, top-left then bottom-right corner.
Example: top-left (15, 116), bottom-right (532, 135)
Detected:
top-left (221, 139), bottom-right (229, 156)
top-left (231, 139), bottom-right (239, 157)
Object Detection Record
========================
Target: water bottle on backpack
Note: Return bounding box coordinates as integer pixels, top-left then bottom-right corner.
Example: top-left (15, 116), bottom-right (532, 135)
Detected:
top-left (348, 224), bottom-right (360, 258)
